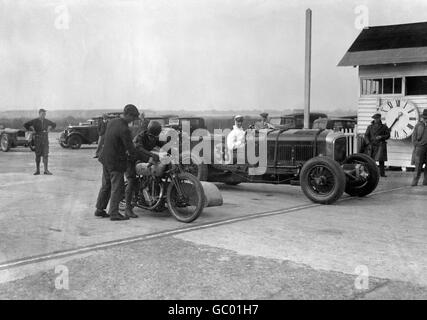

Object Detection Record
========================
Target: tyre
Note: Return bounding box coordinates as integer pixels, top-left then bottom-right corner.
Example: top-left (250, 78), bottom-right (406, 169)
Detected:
top-left (59, 141), bottom-right (69, 148)
top-left (300, 156), bottom-right (346, 204)
top-left (0, 134), bottom-right (10, 152)
top-left (67, 135), bottom-right (82, 149)
top-left (167, 172), bottom-right (205, 223)
top-left (59, 133), bottom-right (69, 148)
top-left (342, 153), bottom-right (380, 197)
top-left (180, 152), bottom-right (209, 181)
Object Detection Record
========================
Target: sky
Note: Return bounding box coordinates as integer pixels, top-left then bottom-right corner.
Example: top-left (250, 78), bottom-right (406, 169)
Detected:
top-left (1, 0), bottom-right (427, 112)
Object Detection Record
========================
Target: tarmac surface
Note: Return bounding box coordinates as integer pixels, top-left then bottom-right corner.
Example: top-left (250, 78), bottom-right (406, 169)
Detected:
top-left (0, 133), bottom-right (426, 299)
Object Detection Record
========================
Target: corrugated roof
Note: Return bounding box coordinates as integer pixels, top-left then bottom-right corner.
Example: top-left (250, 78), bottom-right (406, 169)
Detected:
top-left (339, 21), bottom-right (427, 66)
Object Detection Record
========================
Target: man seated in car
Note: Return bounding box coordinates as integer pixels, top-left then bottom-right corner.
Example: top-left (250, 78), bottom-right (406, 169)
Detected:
top-left (124, 121), bottom-right (165, 218)
top-left (256, 112), bottom-right (275, 129)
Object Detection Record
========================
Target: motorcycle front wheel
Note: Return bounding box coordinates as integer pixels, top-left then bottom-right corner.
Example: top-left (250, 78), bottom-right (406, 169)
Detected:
top-left (167, 172), bottom-right (205, 223)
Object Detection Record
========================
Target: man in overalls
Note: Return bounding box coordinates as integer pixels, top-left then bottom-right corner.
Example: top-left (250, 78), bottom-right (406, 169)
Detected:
top-left (24, 109), bottom-right (56, 175)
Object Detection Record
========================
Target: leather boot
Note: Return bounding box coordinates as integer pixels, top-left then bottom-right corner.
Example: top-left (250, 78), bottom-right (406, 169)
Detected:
top-left (110, 214), bottom-right (129, 221)
top-left (94, 209), bottom-right (109, 218)
top-left (125, 206), bottom-right (138, 218)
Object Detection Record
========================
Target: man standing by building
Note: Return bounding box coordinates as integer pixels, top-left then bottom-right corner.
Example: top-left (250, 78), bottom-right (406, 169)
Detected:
top-left (24, 109), bottom-right (56, 175)
top-left (94, 113), bottom-right (108, 158)
top-left (94, 104), bottom-right (140, 221)
top-left (411, 109), bottom-right (427, 186)
top-left (364, 113), bottom-right (390, 177)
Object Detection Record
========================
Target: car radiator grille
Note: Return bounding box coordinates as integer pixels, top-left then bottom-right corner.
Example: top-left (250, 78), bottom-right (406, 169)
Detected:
top-left (269, 144), bottom-right (314, 165)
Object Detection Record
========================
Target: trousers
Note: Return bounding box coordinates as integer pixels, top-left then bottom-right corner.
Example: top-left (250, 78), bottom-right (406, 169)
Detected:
top-left (95, 165), bottom-right (125, 216)
top-left (413, 145), bottom-right (427, 184)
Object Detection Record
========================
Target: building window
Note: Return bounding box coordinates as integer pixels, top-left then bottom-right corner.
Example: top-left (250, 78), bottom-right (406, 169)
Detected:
top-left (405, 76), bottom-right (427, 95)
top-left (361, 77), bottom-right (403, 95)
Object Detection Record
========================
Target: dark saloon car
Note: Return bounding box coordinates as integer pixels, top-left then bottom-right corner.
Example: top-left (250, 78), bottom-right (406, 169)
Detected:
top-left (269, 112), bottom-right (328, 130)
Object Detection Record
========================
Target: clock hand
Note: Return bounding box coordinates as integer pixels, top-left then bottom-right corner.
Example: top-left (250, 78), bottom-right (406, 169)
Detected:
top-left (389, 112), bottom-right (403, 130)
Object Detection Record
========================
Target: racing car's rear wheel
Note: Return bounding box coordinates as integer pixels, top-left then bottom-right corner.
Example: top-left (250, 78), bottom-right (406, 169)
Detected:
top-left (342, 153), bottom-right (379, 197)
top-left (68, 135), bottom-right (82, 149)
top-left (300, 156), bottom-right (346, 205)
top-left (0, 134), bottom-right (10, 152)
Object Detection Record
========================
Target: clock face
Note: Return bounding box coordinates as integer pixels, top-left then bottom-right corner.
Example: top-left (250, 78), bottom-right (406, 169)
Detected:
top-left (379, 99), bottom-right (419, 140)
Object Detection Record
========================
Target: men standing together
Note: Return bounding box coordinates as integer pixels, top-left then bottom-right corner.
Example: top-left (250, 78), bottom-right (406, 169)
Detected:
top-left (94, 104), bottom-right (140, 221)
top-left (24, 109), bottom-right (56, 175)
top-left (411, 109), bottom-right (427, 186)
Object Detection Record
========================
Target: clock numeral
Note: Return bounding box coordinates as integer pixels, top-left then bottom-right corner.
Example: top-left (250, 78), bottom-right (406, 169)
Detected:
top-left (387, 101), bottom-right (394, 109)
top-left (409, 117), bottom-right (417, 121)
top-left (394, 131), bottom-right (399, 138)
top-left (396, 100), bottom-right (401, 107)
top-left (403, 101), bottom-right (408, 109)
top-left (408, 108), bottom-right (415, 113)
top-left (407, 123), bottom-right (414, 130)
top-left (403, 129), bottom-right (407, 136)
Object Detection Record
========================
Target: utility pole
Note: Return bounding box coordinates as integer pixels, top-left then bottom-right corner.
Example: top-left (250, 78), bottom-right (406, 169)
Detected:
top-left (304, 9), bottom-right (312, 129)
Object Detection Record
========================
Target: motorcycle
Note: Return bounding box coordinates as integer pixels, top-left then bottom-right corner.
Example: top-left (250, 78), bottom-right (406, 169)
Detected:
top-left (120, 153), bottom-right (205, 223)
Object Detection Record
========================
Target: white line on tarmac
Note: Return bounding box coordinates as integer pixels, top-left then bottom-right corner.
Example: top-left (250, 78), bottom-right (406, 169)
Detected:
top-left (0, 185), bottom-right (410, 271)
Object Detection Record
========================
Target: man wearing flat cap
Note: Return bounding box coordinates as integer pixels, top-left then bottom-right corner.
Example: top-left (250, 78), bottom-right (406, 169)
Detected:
top-left (411, 109), bottom-right (427, 186)
top-left (258, 112), bottom-right (274, 129)
top-left (364, 113), bottom-right (390, 177)
top-left (24, 108), bottom-right (56, 175)
top-left (95, 104), bottom-right (140, 221)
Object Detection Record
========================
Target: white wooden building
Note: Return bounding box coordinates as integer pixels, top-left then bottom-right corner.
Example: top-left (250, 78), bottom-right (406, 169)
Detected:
top-left (339, 22), bottom-right (427, 168)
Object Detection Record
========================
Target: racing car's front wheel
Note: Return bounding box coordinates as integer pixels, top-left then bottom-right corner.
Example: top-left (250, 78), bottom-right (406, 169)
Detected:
top-left (342, 153), bottom-right (379, 197)
top-left (300, 156), bottom-right (346, 205)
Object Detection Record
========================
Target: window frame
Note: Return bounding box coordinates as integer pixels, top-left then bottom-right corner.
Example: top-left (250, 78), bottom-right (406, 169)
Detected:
top-left (360, 76), bottom-right (404, 97)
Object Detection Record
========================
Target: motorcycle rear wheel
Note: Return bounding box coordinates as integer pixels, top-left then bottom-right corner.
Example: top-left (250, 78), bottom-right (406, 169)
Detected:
top-left (167, 172), bottom-right (205, 223)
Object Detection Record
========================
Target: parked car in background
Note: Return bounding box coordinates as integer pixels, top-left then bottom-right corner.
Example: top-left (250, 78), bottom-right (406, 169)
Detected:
top-left (59, 118), bottom-right (100, 149)
top-left (269, 112), bottom-right (328, 130)
top-left (0, 127), bottom-right (35, 152)
top-left (312, 117), bottom-right (356, 131)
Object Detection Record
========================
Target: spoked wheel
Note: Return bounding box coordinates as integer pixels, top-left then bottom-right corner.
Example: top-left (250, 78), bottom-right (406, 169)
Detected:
top-left (342, 153), bottom-right (379, 197)
top-left (300, 157), bottom-right (346, 204)
top-left (0, 134), bottom-right (10, 152)
top-left (167, 172), bottom-right (205, 223)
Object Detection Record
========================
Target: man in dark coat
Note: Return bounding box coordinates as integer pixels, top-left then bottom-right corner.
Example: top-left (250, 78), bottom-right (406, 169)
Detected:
top-left (94, 104), bottom-right (140, 221)
top-left (94, 113), bottom-right (108, 158)
top-left (411, 109), bottom-right (427, 186)
top-left (364, 113), bottom-right (390, 177)
top-left (24, 109), bottom-right (56, 175)
top-left (124, 121), bottom-right (165, 218)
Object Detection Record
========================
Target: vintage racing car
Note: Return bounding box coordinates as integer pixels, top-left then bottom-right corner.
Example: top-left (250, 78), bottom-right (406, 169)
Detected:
top-left (0, 127), bottom-right (35, 152)
top-left (180, 128), bottom-right (379, 205)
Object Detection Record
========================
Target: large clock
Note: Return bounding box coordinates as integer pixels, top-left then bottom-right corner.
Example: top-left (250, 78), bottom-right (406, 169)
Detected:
top-left (378, 98), bottom-right (419, 140)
